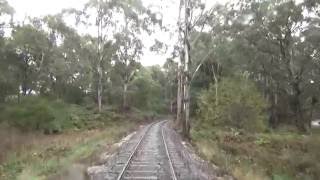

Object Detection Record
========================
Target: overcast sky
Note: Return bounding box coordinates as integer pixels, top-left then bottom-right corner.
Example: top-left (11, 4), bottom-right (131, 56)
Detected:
top-left (7, 0), bottom-right (228, 66)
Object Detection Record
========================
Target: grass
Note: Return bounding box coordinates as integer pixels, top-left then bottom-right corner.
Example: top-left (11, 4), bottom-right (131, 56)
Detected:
top-left (191, 127), bottom-right (320, 180)
top-left (0, 118), bottom-right (138, 180)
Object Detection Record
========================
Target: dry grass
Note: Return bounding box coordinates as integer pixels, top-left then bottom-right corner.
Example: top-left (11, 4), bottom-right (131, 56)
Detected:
top-left (0, 120), bottom-right (138, 180)
top-left (192, 127), bottom-right (320, 180)
top-left (0, 123), bottom-right (109, 163)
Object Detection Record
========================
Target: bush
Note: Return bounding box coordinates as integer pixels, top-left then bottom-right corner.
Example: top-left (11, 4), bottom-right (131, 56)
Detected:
top-left (0, 97), bottom-right (93, 133)
top-left (197, 77), bottom-right (268, 132)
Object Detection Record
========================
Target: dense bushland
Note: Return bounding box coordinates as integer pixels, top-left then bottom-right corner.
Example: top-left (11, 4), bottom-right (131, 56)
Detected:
top-left (131, 67), bottom-right (168, 114)
top-left (0, 97), bottom-right (97, 133)
top-left (197, 77), bottom-right (267, 132)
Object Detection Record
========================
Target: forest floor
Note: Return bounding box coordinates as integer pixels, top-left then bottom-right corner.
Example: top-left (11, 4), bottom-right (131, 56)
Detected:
top-left (0, 114), bottom-right (150, 180)
top-left (191, 127), bottom-right (320, 180)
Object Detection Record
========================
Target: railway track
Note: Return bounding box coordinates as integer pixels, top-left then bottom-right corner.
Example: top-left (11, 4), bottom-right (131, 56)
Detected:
top-left (104, 121), bottom-right (178, 180)
top-left (89, 120), bottom-right (222, 180)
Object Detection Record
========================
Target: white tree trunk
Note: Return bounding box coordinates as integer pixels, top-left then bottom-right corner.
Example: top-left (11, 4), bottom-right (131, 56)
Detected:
top-left (176, 69), bottom-right (183, 125)
top-left (97, 64), bottom-right (103, 112)
top-left (212, 65), bottom-right (218, 106)
top-left (182, 0), bottom-right (191, 137)
top-left (123, 82), bottom-right (128, 109)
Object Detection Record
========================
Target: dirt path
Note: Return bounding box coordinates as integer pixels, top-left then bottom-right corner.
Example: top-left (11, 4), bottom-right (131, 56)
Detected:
top-left (87, 120), bottom-right (232, 180)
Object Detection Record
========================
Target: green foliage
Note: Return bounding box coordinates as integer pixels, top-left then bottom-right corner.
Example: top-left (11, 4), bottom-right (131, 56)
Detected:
top-left (197, 77), bottom-right (268, 131)
top-left (63, 85), bottom-right (85, 104)
top-left (186, 0), bottom-right (320, 131)
top-left (1, 97), bottom-right (62, 133)
top-left (0, 97), bottom-right (92, 133)
top-left (131, 67), bottom-right (167, 113)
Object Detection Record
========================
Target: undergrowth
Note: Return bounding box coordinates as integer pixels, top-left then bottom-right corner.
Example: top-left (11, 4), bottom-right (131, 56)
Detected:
top-left (0, 97), bottom-right (98, 133)
top-left (191, 127), bottom-right (320, 180)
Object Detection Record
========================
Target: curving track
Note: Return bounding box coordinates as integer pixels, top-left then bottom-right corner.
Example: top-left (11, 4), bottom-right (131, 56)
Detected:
top-left (89, 120), bottom-right (221, 180)
top-left (103, 121), bottom-right (177, 180)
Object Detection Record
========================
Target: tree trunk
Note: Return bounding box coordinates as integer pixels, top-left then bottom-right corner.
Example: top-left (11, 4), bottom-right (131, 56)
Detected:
top-left (97, 64), bottom-right (103, 112)
top-left (17, 92), bottom-right (20, 103)
top-left (269, 93), bottom-right (279, 128)
top-left (279, 35), bottom-right (307, 132)
top-left (291, 82), bottom-right (307, 132)
top-left (176, 69), bottom-right (182, 125)
top-left (22, 55), bottom-right (28, 96)
top-left (183, 82), bottom-right (190, 138)
top-left (123, 82), bottom-right (128, 110)
top-left (212, 65), bottom-right (218, 106)
top-left (182, 0), bottom-right (191, 138)
top-left (96, 7), bottom-right (103, 113)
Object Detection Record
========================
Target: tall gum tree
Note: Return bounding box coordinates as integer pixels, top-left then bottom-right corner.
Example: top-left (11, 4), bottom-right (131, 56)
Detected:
top-left (66, 0), bottom-right (160, 112)
top-left (113, 0), bottom-right (162, 110)
top-left (176, 0), bottom-right (212, 138)
top-left (65, 0), bottom-right (117, 112)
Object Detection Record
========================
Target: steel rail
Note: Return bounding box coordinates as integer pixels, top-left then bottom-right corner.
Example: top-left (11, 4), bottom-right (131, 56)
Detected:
top-left (161, 121), bottom-right (178, 180)
top-left (116, 122), bottom-right (156, 180)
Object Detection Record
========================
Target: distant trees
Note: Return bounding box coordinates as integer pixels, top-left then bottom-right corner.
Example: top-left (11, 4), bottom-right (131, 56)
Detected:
top-left (113, 1), bottom-right (144, 110)
top-left (64, 0), bottom-right (162, 111)
top-left (11, 25), bottom-right (50, 96)
top-left (0, 0), bottom-right (168, 115)
top-left (131, 66), bottom-right (167, 113)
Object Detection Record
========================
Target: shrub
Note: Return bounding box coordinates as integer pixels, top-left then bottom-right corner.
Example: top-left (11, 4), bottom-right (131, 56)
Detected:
top-left (2, 97), bottom-right (51, 132)
top-left (1, 97), bottom-right (71, 133)
top-left (197, 77), bottom-right (268, 132)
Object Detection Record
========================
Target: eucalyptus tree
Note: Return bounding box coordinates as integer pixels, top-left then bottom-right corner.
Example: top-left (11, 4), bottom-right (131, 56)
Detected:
top-left (10, 24), bottom-right (50, 96)
top-left (172, 0), bottom-right (320, 132)
top-left (163, 58), bottom-right (179, 113)
top-left (64, 0), bottom-right (117, 111)
top-left (112, 0), bottom-right (161, 110)
top-left (176, 0), bottom-right (213, 137)
top-left (0, 37), bottom-right (20, 102)
top-left (41, 15), bottom-right (91, 101)
top-left (0, 0), bottom-right (14, 28)
top-left (232, 0), bottom-right (320, 131)
top-left (199, 0), bottom-right (320, 131)
top-left (0, 0), bottom-right (17, 102)
top-left (113, 31), bottom-right (142, 110)
top-left (84, 0), bottom-right (117, 111)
